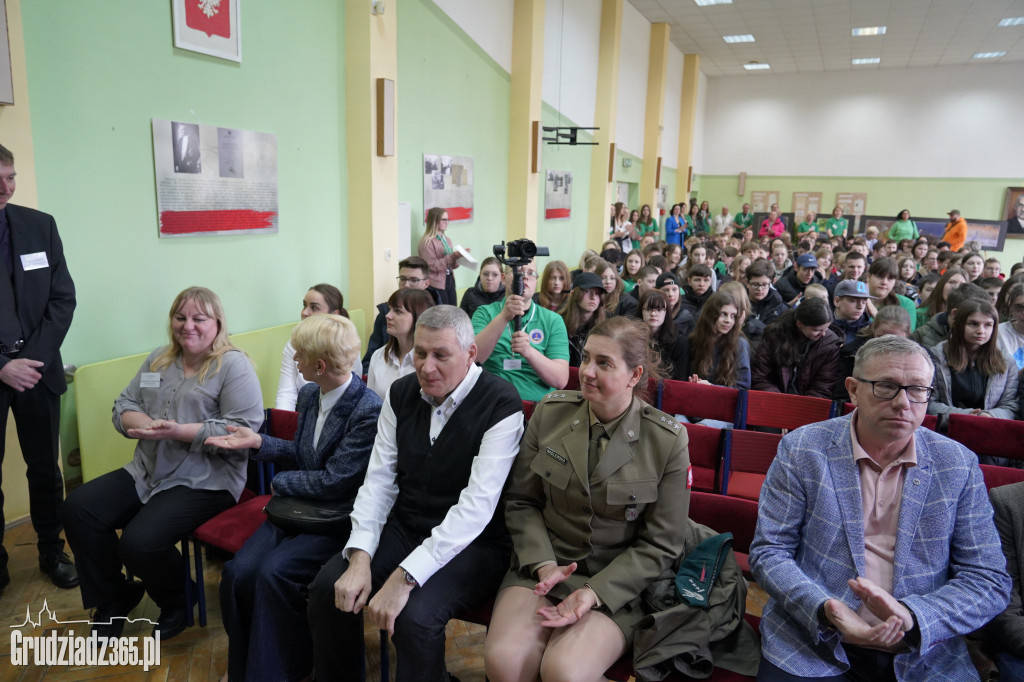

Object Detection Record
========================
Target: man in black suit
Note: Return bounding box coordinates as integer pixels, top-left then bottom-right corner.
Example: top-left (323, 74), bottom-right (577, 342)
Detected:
top-left (0, 144), bottom-right (78, 591)
top-left (1008, 193), bottom-right (1024, 235)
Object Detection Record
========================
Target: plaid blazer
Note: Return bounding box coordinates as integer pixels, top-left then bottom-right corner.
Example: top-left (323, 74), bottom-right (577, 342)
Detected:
top-left (749, 414), bottom-right (1011, 680)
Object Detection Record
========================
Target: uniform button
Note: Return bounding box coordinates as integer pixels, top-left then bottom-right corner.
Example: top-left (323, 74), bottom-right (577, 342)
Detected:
top-left (629, 494), bottom-right (637, 501)
top-left (582, 506), bottom-right (591, 513)
top-left (544, 471), bottom-right (550, 478)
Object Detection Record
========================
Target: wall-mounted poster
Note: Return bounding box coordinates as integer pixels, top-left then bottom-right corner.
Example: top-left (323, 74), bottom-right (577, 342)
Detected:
top-left (1004, 187), bottom-right (1024, 237)
top-left (657, 185), bottom-right (668, 214)
top-left (835, 192), bottom-right (868, 216)
top-left (544, 171), bottom-right (572, 220)
top-left (172, 0), bottom-right (241, 62)
top-left (862, 215), bottom-right (1007, 251)
top-left (750, 191), bottom-right (779, 213)
top-left (0, 1), bottom-right (13, 105)
top-left (424, 153), bottom-right (474, 222)
top-left (792, 192), bottom-right (822, 223)
top-left (152, 118), bottom-right (278, 237)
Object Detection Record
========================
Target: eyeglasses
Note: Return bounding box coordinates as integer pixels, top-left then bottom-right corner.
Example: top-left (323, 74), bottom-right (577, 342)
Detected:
top-left (397, 276), bottom-right (426, 285)
top-left (749, 281), bottom-right (771, 289)
top-left (522, 271), bottom-right (539, 280)
top-left (853, 378), bottom-right (933, 403)
top-left (440, 218), bottom-right (449, 222)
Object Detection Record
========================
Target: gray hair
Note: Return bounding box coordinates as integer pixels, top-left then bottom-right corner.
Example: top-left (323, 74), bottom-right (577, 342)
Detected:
top-left (853, 335), bottom-right (933, 379)
top-left (416, 305), bottom-right (475, 351)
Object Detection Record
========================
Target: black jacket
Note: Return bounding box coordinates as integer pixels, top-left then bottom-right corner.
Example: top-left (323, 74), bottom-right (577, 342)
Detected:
top-left (459, 279), bottom-right (504, 319)
top-left (775, 269), bottom-right (822, 304)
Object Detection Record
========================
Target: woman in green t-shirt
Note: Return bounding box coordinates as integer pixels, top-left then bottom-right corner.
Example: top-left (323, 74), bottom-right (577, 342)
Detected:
top-left (825, 206), bottom-right (848, 238)
top-left (632, 204), bottom-right (659, 249)
top-left (796, 211), bottom-right (819, 239)
top-left (887, 209), bottom-right (919, 241)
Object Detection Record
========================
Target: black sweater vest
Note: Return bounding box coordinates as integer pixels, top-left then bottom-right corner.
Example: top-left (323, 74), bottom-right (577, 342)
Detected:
top-left (388, 370), bottom-right (522, 542)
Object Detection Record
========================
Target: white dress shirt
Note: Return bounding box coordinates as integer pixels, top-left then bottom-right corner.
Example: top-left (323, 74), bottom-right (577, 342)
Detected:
top-left (344, 363), bottom-right (524, 585)
top-left (366, 345), bottom-right (416, 399)
top-left (313, 375), bottom-right (351, 449)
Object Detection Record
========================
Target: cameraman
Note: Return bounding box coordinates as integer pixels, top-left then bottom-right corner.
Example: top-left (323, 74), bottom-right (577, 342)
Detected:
top-left (472, 265), bottom-right (569, 401)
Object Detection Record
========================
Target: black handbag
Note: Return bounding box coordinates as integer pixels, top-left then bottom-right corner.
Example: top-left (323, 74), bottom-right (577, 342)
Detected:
top-left (263, 496), bottom-right (352, 538)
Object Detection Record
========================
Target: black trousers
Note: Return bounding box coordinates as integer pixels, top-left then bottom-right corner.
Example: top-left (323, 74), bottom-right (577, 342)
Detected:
top-left (63, 468), bottom-right (234, 610)
top-left (307, 519), bottom-right (509, 682)
top-left (0, 381), bottom-right (65, 563)
top-left (757, 646), bottom-right (898, 682)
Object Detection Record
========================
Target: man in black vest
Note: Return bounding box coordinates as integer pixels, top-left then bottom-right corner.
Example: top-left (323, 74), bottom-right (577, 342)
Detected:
top-left (0, 144), bottom-right (78, 592)
top-left (308, 305), bottom-right (524, 681)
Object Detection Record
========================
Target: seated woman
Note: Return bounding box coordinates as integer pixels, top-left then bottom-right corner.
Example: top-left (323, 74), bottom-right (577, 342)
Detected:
top-left (928, 299), bottom-right (1019, 432)
top-left (751, 297), bottom-right (840, 399)
top-left (460, 256), bottom-right (505, 318)
top-left (64, 287), bottom-right (263, 640)
top-left (621, 249), bottom-right (645, 294)
top-left (961, 251), bottom-right (985, 284)
top-left (536, 260), bottom-right (571, 312)
top-left (918, 266), bottom-right (966, 328)
top-left (560, 273), bottom-right (607, 367)
top-left (997, 282), bottom-right (1024, 372)
top-left (687, 287), bottom-right (751, 390)
top-left (833, 305), bottom-right (912, 401)
top-left (484, 316), bottom-right (691, 682)
top-left (639, 289), bottom-right (689, 380)
top-left (276, 284), bottom-right (346, 410)
top-left (215, 314), bottom-right (382, 682)
top-left (596, 259), bottom-right (637, 318)
top-left (367, 288), bottom-right (435, 398)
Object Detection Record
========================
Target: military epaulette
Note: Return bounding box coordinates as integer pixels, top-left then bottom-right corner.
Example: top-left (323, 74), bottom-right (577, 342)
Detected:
top-left (544, 391), bottom-right (585, 403)
top-left (641, 405), bottom-right (682, 433)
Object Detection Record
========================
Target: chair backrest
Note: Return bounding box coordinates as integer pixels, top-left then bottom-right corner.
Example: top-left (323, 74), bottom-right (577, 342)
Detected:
top-left (842, 401), bottom-right (938, 431)
top-left (565, 365), bottom-right (581, 391)
top-left (744, 390), bottom-right (834, 431)
top-left (522, 400), bottom-right (536, 422)
top-left (947, 413), bottom-right (1024, 462)
top-left (980, 464), bottom-right (1024, 490)
top-left (722, 429), bottom-right (783, 499)
top-left (658, 379), bottom-right (743, 425)
top-left (682, 422), bottom-right (724, 493)
top-left (687, 491), bottom-right (759, 554)
top-left (253, 409), bottom-right (300, 493)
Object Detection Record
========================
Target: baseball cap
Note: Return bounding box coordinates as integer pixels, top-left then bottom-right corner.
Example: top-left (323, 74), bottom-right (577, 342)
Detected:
top-left (796, 254), bottom-right (818, 268)
top-left (834, 279), bottom-right (876, 299)
top-left (948, 209), bottom-right (960, 216)
top-left (572, 272), bottom-right (604, 291)
top-left (656, 272), bottom-right (680, 289)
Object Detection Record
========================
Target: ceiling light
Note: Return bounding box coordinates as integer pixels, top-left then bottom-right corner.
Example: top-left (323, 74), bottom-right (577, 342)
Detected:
top-left (694, 0), bottom-right (732, 6)
top-left (997, 17), bottom-right (1024, 26)
top-left (973, 51), bottom-right (1006, 59)
top-left (744, 63), bottom-right (770, 70)
top-left (723, 34), bottom-right (755, 43)
top-left (852, 58), bottom-right (880, 65)
top-left (852, 26), bottom-right (886, 36)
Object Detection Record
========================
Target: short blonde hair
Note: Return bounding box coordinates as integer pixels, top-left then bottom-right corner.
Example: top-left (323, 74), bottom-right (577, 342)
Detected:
top-left (803, 283), bottom-right (829, 301)
top-left (290, 314), bottom-right (360, 376)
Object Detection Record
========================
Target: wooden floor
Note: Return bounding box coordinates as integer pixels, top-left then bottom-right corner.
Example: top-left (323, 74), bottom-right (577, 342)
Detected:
top-left (0, 519), bottom-right (767, 681)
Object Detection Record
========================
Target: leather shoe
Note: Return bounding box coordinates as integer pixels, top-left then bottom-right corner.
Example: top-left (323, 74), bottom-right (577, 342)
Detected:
top-left (91, 581), bottom-right (145, 639)
top-left (153, 606), bottom-right (189, 641)
top-left (39, 551), bottom-right (79, 589)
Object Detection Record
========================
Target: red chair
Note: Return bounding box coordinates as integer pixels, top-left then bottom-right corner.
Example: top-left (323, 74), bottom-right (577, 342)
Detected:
top-left (841, 402), bottom-right (938, 431)
top-left (658, 379), bottom-right (743, 425)
top-left (565, 365), bottom-right (581, 390)
top-left (688, 491), bottom-right (759, 579)
top-left (743, 390), bottom-right (835, 432)
top-left (522, 400), bottom-right (536, 422)
top-left (947, 413), bottom-right (1024, 463)
top-left (721, 429), bottom-right (783, 501)
top-left (183, 408), bottom-right (299, 627)
top-left (682, 423), bottom-right (725, 493)
top-left (980, 464), bottom-right (1024, 490)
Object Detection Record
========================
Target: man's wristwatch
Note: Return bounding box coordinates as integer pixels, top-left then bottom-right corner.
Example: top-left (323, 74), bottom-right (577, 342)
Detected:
top-left (402, 569), bottom-right (419, 588)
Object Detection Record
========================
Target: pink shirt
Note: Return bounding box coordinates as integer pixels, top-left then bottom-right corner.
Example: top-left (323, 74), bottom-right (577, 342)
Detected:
top-left (849, 410), bottom-right (917, 625)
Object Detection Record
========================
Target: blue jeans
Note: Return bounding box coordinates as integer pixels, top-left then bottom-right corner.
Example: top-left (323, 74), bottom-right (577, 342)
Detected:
top-left (307, 519), bottom-right (509, 682)
top-left (220, 521), bottom-right (348, 682)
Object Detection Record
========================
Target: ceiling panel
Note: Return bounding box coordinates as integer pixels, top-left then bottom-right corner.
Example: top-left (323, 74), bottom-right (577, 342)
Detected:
top-left (636, 0), bottom-right (1024, 76)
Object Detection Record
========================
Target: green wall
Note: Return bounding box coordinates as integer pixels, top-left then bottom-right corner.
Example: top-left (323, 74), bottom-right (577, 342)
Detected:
top-left (536, 103), bottom-right (594, 267)
top-left (22, 1), bottom-right (346, 365)
top-left (397, 0), bottom-right (511, 290)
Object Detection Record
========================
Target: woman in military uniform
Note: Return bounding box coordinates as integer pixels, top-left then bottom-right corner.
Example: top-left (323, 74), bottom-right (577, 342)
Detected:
top-left (484, 316), bottom-right (691, 682)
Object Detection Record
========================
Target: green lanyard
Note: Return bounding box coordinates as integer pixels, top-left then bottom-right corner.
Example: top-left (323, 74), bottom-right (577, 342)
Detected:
top-left (437, 234), bottom-right (453, 256)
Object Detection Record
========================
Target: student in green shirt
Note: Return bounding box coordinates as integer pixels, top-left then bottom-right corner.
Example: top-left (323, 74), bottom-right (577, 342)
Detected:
top-left (632, 204), bottom-right (659, 249)
top-left (825, 206), bottom-right (849, 238)
top-left (796, 211), bottom-right (819, 238)
top-left (732, 202), bottom-right (754, 231)
top-left (887, 209), bottom-right (919, 241)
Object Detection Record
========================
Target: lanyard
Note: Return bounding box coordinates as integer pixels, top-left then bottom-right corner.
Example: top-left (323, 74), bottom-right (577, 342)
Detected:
top-left (437, 234), bottom-right (453, 255)
top-left (505, 304), bottom-right (537, 357)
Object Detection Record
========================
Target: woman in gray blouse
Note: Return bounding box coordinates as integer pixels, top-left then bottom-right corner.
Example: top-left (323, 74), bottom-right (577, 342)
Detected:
top-left (64, 286), bottom-right (263, 641)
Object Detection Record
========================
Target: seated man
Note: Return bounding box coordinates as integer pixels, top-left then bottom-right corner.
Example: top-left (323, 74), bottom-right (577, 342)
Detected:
top-left (472, 265), bottom-right (569, 401)
top-left (986, 482), bottom-right (1024, 679)
top-left (361, 256), bottom-right (444, 373)
top-left (750, 335), bottom-right (1011, 681)
top-left (678, 264), bottom-right (713, 318)
top-left (308, 305), bottom-right (524, 682)
top-left (775, 253), bottom-right (822, 306)
top-left (744, 260), bottom-right (789, 353)
top-left (628, 264), bottom-right (661, 302)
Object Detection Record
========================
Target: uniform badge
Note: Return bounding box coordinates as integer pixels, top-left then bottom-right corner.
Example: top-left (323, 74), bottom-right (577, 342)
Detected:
top-left (625, 505), bottom-right (639, 521)
top-left (529, 329), bottom-right (545, 344)
top-left (545, 448), bottom-right (567, 464)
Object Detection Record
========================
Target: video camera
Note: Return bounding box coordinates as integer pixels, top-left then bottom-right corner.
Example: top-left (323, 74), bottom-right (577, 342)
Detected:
top-left (493, 239), bottom-right (550, 332)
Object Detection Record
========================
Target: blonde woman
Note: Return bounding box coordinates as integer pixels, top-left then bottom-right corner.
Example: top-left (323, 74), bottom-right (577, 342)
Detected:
top-left (418, 207), bottom-right (465, 304)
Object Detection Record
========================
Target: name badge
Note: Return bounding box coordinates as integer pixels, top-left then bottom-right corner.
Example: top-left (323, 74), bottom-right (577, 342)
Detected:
top-left (140, 372), bottom-right (161, 388)
top-left (545, 448), bottom-right (567, 465)
top-left (503, 358), bottom-right (522, 371)
top-left (20, 252), bottom-right (49, 271)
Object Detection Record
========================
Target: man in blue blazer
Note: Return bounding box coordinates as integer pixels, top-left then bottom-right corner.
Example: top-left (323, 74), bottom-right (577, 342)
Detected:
top-left (750, 335), bottom-right (1010, 681)
top-left (0, 144), bottom-right (78, 592)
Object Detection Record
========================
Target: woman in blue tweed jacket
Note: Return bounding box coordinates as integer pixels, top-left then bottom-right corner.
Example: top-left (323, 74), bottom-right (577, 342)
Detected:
top-left (211, 314), bottom-right (382, 682)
